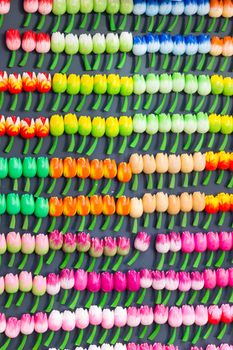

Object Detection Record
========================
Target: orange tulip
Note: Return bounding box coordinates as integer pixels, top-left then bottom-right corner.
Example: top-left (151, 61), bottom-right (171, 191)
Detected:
top-left (230, 194), bottom-right (233, 211)
top-left (102, 195), bottom-right (116, 215)
top-left (116, 196), bottom-right (130, 216)
top-left (103, 159), bottom-right (117, 179)
top-left (77, 158), bottom-right (90, 179)
top-left (205, 195), bottom-right (219, 214)
top-left (0, 115), bottom-right (5, 136)
top-left (205, 152), bottom-right (219, 171)
top-left (76, 195), bottom-right (90, 216)
top-left (90, 195), bottom-right (103, 215)
top-left (63, 157), bottom-right (77, 178)
top-left (49, 158), bottom-right (63, 178)
top-left (209, 0), bottom-right (223, 17)
top-left (49, 197), bottom-right (63, 217)
top-left (218, 151), bottom-right (230, 170)
top-left (210, 37), bottom-right (223, 56)
top-left (90, 159), bottom-right (104, 180)
top-left (63, 196), bottom-right (77, 216)
top-left (117, 162), bottom-right (132, 182)
top-left (217, 193), bottom-right (231, 212)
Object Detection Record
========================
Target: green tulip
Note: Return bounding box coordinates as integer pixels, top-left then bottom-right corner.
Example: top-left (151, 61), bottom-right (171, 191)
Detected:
top-left (64, 114), bottom-right (79, 134)
top-left (79, 116), bottom-right (92, 136)
top-left (52, 0), bottom-right (66, 15)
top-left (34, 197), bottom-right (49, 218)
top-left (146, 114), bottom-right (158, 134)
top-left (105, 117), bottom-right (119, 137)
top-left (221, 116), bottom-right (233, 134)
top-left (50, 115), bottom-right (64, 136)
top-left (159, 74), bottom-right (172, 93)
top-left (106, 0), bottom-right (120, 14)
top-left (133, 114), bottom-right (147, 133)
top-left (37, 157), bottom-right (49, 178)
top-left (93, 75), bottom-right (107, 94)
top-left (184, 114), bottom-right (197, 134)
top-left (93, 33), bottom-right (106, 54)
top-left (107, 75), bottom-right (121, 95)
top-left (93, 0), bottom-right (107, 12)
top-left (120, 77), bottom-right (134, 96)
top-left (0, 194), bottom-right (6, 215)
top-left (92, 117), bottom-right (106, 137)
top-left (172, 73), bottom-right (185, 93)
top-left (65, 34), bottom-right (79, 55)
top-left (8, 158), bottom-right (22, 179)
top-left (119, 116), bottom-right (133, 136)
top-left (0, 158), bottom-right (8, 179)
top-left (6, 193), bottom-right (20, 215)
top-left (52, 73), bottom-right (67, 94)
top-left (198, 75), bottom-right (211, 96)
top-left (79, 34), bottom-right (93, 55)
top-left (196, 112), bottom-right (209, 133)
top-left (223, 77), bottom-right (233, 96)
top-left (158, 114), bottom-right (171, 132)
top-left (120, 0), bottom-right (133, 13)
top-left (80, 0), bottom-right (93, 13)
top-left (66, 74), bottom-right (80, 95)
top-left (51, 32), bottom-right (65, 53)
top-left (106, 33), bottom-right (120, 54)
top-left (171, 114), bottom-right (184, 133)
top-left (211, 75), bottom-right (224, 95)
top-left (80, 75), bottom-right (93, 95)
top-left (23, 157), bottom-right (37, 178)
top-left (208, 114), bottom-right (221, 133)
top-left (146, 74), bottom-right (160, 94)
top-left (184, 74), bottom-right (198, 94)
top-left (67, 0), bottom-right (80, 13)
top-left (133, 75), bottom-right (146, 95)
top-left (21, 194), bottom-right (35, 215)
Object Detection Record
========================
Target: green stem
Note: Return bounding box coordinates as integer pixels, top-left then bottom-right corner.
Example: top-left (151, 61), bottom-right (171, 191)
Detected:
top-left (176, 291), bottom-right (185, 306)
top-left (50, 52), bottom-right (59, 70)
top-left (62, 178), bottom-right (71, 195)
top-left (46, 295), bottom-right (55, 313)
top-left (99, 292), bottom-right (108, 308)
top-left (139, 325), bottom-right (147, 339)
top-left (109, 13), bottom-right (116, 30)
top-left (9, 214), bottom-right (16, 229)
top-left (61, 216), bottom-right (71, 233)
top-left (18, 254), bottom-right (28, 270)
top-left (87, 258), bottom-right (96, 272)
top-left (102, 256), bottom-right (111, 271)
top-left (102, 179), bottom-right (112, 195)
top-left (216, 170), bottom-right (224, 185)
top-left (69, 290), bottom-right (80, 310)
top-left (83, 55), bottom-right (91, 71)
top-left (203, 214), bottom-right (212, 230)
top-left (124, 327), bottom-right (133, 342)
top-left (112, 255), bottom-right (123, 272)
top-left (227, 176), bottom-right (233, 189)
top-left (37, 53), bottom-right (45, 68)
top-left (31, 296), bottom-right (40, 313)
top-left (168, 15), bottom-right (178, 32)
top-left (76, 95), bottom-right (86, 112)
top-left (212, 287), bottom-right (222, 304)
top-left (220, 57), bottom-right (229, 72)
top-left (44, 331), bottom-right (54, 347)
top-left (222, 96), bottom-right (230, 115)
top-left (156, 212), bottom-right (163, 229)
top-left (193, 252), bottom-right (202, 268)
top-left (134, 95), bottom-right (142, 111)
top-left (156, 16), bottom-right (166, 32)
top-left (143, 94), bottom-right (152, 110)
top-left (16, 292), bottom-right (25, 307)
top-left (130, 133), bottom-right (140, 148)
top-left (63, 94), bottom-right (74, 113)
top-left (46, 250), bottom-right (56, 265)
top-left (143, 135), bottom-right (153, 152)
top-left (131, 174), bottom-right (138, 191)
top-left (78, 216), bottom-right (86, 231)
top-left (207, 56), bottom-right (215, 71)
top-left (52, 93), bottom-right (61, 112)
top-left (111, 327), bottom-right (121, 345)
top-left (101, 215), bottom-right (111, 230)
top-left (148, 324), bottom-right (160, 341)
top-left (168, 215), bottom-right (175, 230)
top-left (184, 16), bottom-right (193, 35)
top-left (67, 134), bottom-right (76, 153)
top-left (34, 255), bottom-right (43, 275)
top-left (136, 288), bottom-right (146, 304)
top-left (173, 55), bottom-right (181, 72)
top-left (155, 94), bottom-right (167, 114)
top-left (74, 252), bottom-right (84, 269)
top-left (18, 335), bottom-right (27, 350)
top-left (146, 174), bottom-right (153, 190)
top-left (185, 94), bottom-right (193, 112)
top-left (62, 55), bottom-right (73, 73)
top-left (160, 132), bottom-right (167, 151)
top-left (111, 291), bottom-right (121, 307)
top-left (37, 14), bottom-right (46, 30)
top-left (47, 178), bottom-right (57, 194)
top-left (121, 96), bottom-right (128, 113)
top-left (24, 177), bottom-right (30, 192)
top-left (23, 139), bottom-right (30, 155)
top-left (52, 15), bottom-right (61, 32)
top-left (48, 216), bottom-right (56, 232)
top-left (195, 15), bottom-right (205, 32)
top-left (184, 134), bottom-right (192, 151)
top-left (5, 293), bottom-right (14, 308)
top-left (8, 50), bottom-right (16, 68)
top-left (87, 325), bottom-right (97, 344)
top-left (193, 212), bottom-right (200, 227)
top-left (8, 253), bottom-right (15, 268)
top-left (192, 326), bottom-right (202, 344)
top-left (117, 52), bottom-right (126, 69)
top-left (99, 329), bottom-right (108, 345)
top-left (206, 251), bottom-right (214, 267)
top-left (182, 326), bottom-right (190, 342)
top-left (162, 54), bottom-right (169, 70)
top-left (22, 215), bottom-right (29, 230)
top-left (134, 15), bottom-right (140, 31)
top-left (208, 133), bottom-right (215, 148)
top-left (104, 95), bottom-right (114, 112)
top-left (135, 56), bottom-right (142, 74)
top-left (36, 93), bottom-right (46, 112)
top-left (215, 251), bottom-right (225, 267)
top-left (107, 137), bottom-right (114, 155)
top-left (219, 134), bottom-right (228, 151)
top-left (33, 138), bottom-right (44, 155)
top-left (143, 213), bottom-right (150, 228)
top-left (24, 91), bottom-right (32, 111)
top-left (192, 172), bottom-right (199, 187)
top-left (171, 133), bottom-right (179, 153)
top-left (181, 253), bottom-right (189, 270)
top-left (0, 339), bottom-right (11, 350)
top-left (13, 178), bottom-right (18, 191)
top-left (118, 136), bottom-right (128, 154)
top-left (127, 251), bottom-right (140, 266)
top-left (203, 324), bottom-right (213, 340)
top-left (194, 96), bottom-right (205, 113)
top-left (203, 171), bottom-right (212, 186)
top-left (150, 52), bottom-right (156, 68)
top-left (217, 323), bottom-right (228, 340)
top-left (80, 13), bottom-right (88, 29)
top-left (156, 253), bottom-right (165, 270)
top-left (10, 94), bottom-right (18, 111)
top-left (188, 290), bottom-right (198, 305)
top-left (132, 218), bottom-right (138, 234)
top-left (88, 215), bottom-right (97, 231)
top-left (65, 13), bottom-right (75, 33)
top-left (0, 14), bottom-right (3, 28)
top-left (201, 289), bottom-right (210, 303)
top-left (156, 290), bottom-right (162, 304)
top-left (196, 54), bottom-right (206, 71)
top-left (60, 253), bottom-right (70, 269)
top-left (169, 93), bottom-right (178, 113)
top-left (194, 133), bottom-right (204, 152)
top-left (116, 182), bottom-right (126, 198)
top-left (92, 94), bottom-right (102, 111)
top-left (60, 289), bottom-right (69, 305)
top-left (163, 290), bottom-right (171, 305)
top-left (93, 12), bottom-right (101, 30)
top-left (60, 332), bottom-right (70, 349)
top-left (169, 174), bottom-right (176, 189)
top-left (106, 53), bottom-right (114, 71)
top-left (0, 92), bottom-right (4, 109)
top-left (125, 292), bottom-right (135, 307)
top-left (169, 252), bottom-right (177, 266)
top-left (77, 136), bottom-right (86, 154)
top-left (168, 327), bottom-right (177, 345)
top-left (92, 54), bottom-right (101, 71)
top-left (75, 329), bottom-right (84, 346)
top-left (157, 173), bottom-right (164, 190)
top-left (114, 216), bottom-right (124, 231)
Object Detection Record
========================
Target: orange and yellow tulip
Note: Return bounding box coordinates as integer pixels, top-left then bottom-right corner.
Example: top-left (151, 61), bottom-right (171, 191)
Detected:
top-left (90, 159), bottom-right (104, 180)
top-left (90, 195), bottom-right (103, 215)
top-left (218, 151), bottom-right (230, 170)
top-left (117, 162), bottom-right (132, 182)
top-left (217, 193), bottom-right (231, 212)
top-left (116, 196), bottom-right (130, 216)
top-left (77, 158), bottom-right (90, 179)
top-left (103, 159), bottom-right (117, 179)
top-left (49, 197), bottom-right (63, 217)
top-left (76, 195), bottom-right (90, 216)
top-left (63, 196), bottom-right (77, 216)
top-left (205, 152), bottom-right (219, 171)
top-left (49, 158), bottom-right (63, 178)
top-left (205, 195), bottom-right (219, 214)
top-left (103, 195), bottom-right (116, 215)
top-left (63, 157), bottom-right (77, 178)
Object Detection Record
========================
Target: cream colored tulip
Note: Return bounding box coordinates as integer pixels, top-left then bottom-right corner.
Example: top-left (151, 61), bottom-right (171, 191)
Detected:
top-left (155, 192), bottom-right (168, 212)
top-left (180, 192), bottom-right (193, 212)
top-left (142, 193), bottom-right (156, 213)
top-left (129, 198), bottom-right (143, 218)
top-left (129, 153), bottom-right (143, 174)
top-left (168, 155), bottom-right (181, 174)
top-left (193, 152), bottom-right (206, 172)
top-left (192, 192), bottom-right (205, 212)
top-left (168, 195), bottom-right (180, 215)
top-left (143, 154), bottom-right (156, 174)
top-left (181, 154), bottom-right (194, 173)
top-left (155, 153), bottom-right (168, 173)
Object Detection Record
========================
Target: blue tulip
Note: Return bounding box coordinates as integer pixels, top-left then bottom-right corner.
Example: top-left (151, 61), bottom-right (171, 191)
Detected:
top-left (159, 34), bottom-right (173, 54)
top-left (172, 35), bottom-right (186, 55)
top-left (146, 0), bottom-right (159, 15)
top-left (159, 0), bottom-right (172, 15)
top-left (146, 34), bottom-right (160, 53)
top-left (184, 0), bottom-right (198, 15)
top-left (198, 35), bottom-right (211, 54)
top-left (171, 0), bottom-right (185, 14)
top-left (133, 36), bottom-right (148, 56)
top-left (197, 0), bottom-right (210, 15)
top-left (185, 35), bottom-right (198, 55)
top-left (133, 0), bottom-right (147, 14)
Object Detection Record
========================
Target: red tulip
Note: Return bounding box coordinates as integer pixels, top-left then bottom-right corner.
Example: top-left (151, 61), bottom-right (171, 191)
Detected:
top-left (6, 29), bottom-right (21, 51)
top-left (22, 31), bottom-right (36, 52)
top-left (23, 0), bottom-right (38, 13)
top-left (0, 0), bottom-right (11, 14)
top-left (38, 0), bottom-right (53, 15)
top-left (22, 72), bottom-right (37, 92)
top-left (0, 115), bottom-right (5, 136)
top-left (35, 117), bottom-right (49, 137)
top-left (20, 118), bottom-right (36, 139)
top-left (0, 71), bottom-right (8, 92)
top-left (8, 73), bottom-right (22, 94)
top-left (5, 116), bottom-right (20, 136)
top-left (36, 72), bottom-right (51, 93)
top-left (36, 33), bottom-right (50, 53)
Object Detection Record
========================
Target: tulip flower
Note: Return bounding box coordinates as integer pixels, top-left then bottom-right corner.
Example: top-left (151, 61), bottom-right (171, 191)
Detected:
top-left (48, 114), bottom-right (64, 154)
top-left (128, 232), bottom-right (151, 267)
top-left (36, 32), bottom-right (51, 68)
top-left (36, 72), bottom-right (51, 112)
top-left (6, 29), bottom-right (21, 68)
top-left (20, 31), bottom-right (36, 67)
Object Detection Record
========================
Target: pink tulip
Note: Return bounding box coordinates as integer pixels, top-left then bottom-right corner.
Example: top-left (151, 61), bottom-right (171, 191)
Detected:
top-left (6, 231), bottom-right (21, 253)
top-left (165, 271), bottom-right (179, 290)
top-left (38, 0), bottom-right (53, 15)
top-left (4, 273), bottom-right (19, 293)
top-left (219, 346), bottom-right (232, 350)
top-left (208, 305), bottom-right (222, 324)
top-left (59, 269), bottom-right (74, 289)
top-left (23, 0), bottom-right (39, 12)
top-left (21, 31), bottom-right (36, 52)
top-left (101, 272), bottom-right (114, 292)
top-left (19, 271), bottom-right (32, 292)
top-left (0, 0), bottom-right (10, 14)
top-left (76, 232), bottom-right (91, 252)
top-left (228, 268), bottom-right (233, 287)
top-left (6, 29), bottom-right (21, 52)
top-left (20, 314), bottom-right (34, 335)
top-left (152, 344), bottom-right (163, 350)
top-left (62, 310), bottom-right (76, 331)
top-left (203, 269), bottom-right (216, 289)
top-left (140, 305), bottom-right (154, 325)
top-left (127, 307), bottom-right (141, 327)
top-left (206, 232), bottom-right (219, 251)
top-left (89, 305), bottom-right (102, 325)
top-left (34, 312), bottom-right (48, 333)
top-left (127, 270), bottom-right (140, 292)
top-left (128, 343), bottom-right (139, 350)
top-left (49, 230), bottom-right (63, 250)
top-left (62, 233), bottom-right (76, 253)
top-left (32, 275), bottom-right (46, 296)
top-left (169, 232), bottom-right (181, 252)
top-left (75, 309), bottom-right (89, 329)
top-left (140, 344), bottom-right (151, 350)
top-left (89, 237), bottom-right (104, 257)
top-left (155, 234), bottom-right (170, 253)
top-left (195, 305), bottom-right (208, 325)
top-left (35, 234), bottom-right (49, 255)
top-left (181, 231), bottom-right (195, 253)
top-left (191, 271), bottom-right (204, 290)
top-left (5, 317), bottom-right (21, 338)
top-left (182, 305), bottom-right (195, 325)
top-left (152, 270), bottom-right (165, 290)
top-left (117, 237), bottom-right (130, 255)
top-left (114, 271), bottom-right (127, 292)
top-left (221, 304), bottom-right (232, 323)
top-left (216, 268), bottom-right (229, 287)
top-left (102, 309), bottom-right (114, 329)
top-left (0, 277), bottom-right (4, 295)
top-left (114, 306), bottom-right (127, 327)
top-left (0, 234), bottom-right (6, 254)
top-left (154, 305), bottom-right (168, 324)
top-left (0, 314), bottom-right (6, 333)
top-left (46, 273), bottom-right (60, 295)
top-left (194, 232), bottom-right (207, 252)
top-left (74, 269), bottom-right (87, 291)
top-left (140, 269), bottom-right (152, 288)
top-left (87, 272), bottom-right (101, 292)
top-left (219, 231), bottom-right (232, 250)
top-left (168, 307), bottom-right (182, 327)
top-left (134, 232), bottom-right (151, 252)
top-left (48, 310), bottom-right (62, 331)
top-left (178, 272), bottom-right (191, 291)
top-left (21, 233), bottom-right (35, 254)
top-left (104, 236), bottom-right (117, 256)
top-left (206, 345), bottom-right (218, 350)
